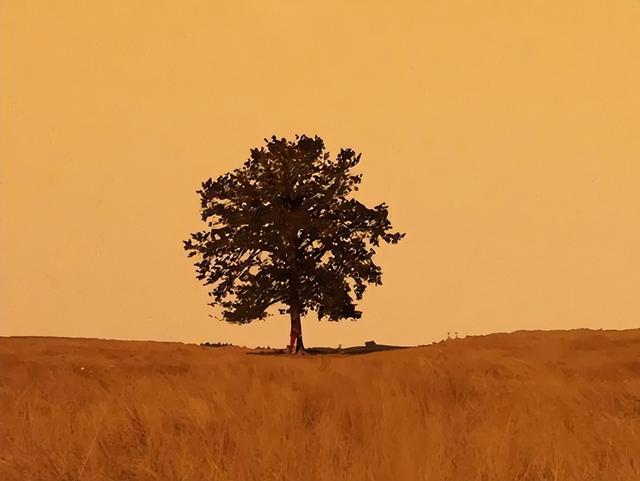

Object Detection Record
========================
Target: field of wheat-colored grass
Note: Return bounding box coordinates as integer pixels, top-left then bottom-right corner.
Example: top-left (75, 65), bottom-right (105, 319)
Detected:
top-left (1, 329), bottom-right (639, 481)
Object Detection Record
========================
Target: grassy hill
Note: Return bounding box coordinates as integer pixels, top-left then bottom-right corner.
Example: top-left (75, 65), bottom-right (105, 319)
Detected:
top-left (1, 329), bottom-right (638, 481)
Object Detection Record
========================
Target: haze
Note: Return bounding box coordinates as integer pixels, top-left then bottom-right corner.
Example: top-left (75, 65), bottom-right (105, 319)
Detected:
top-left (1, 0), bottom-right (639, 347)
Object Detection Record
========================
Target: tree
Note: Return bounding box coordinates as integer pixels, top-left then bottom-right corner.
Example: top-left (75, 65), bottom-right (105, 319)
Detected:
top-left (183, 135), bottom-right (405, 354)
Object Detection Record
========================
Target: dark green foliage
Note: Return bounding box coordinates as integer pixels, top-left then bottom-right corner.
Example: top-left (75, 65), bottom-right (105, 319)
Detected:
top-left (184, 135), bottom-right (404, 324)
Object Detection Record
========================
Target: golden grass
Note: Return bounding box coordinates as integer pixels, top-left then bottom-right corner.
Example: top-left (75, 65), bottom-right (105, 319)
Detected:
top-left (1, 329), bottom-right (639, 481)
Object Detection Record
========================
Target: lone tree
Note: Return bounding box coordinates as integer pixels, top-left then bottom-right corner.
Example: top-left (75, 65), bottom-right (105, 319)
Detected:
top-left (184, 135), bottom-right (404, 354)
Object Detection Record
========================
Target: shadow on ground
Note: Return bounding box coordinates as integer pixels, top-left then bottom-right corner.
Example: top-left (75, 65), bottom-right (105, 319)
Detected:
top-left (245, 342), bottom-right (413, 356)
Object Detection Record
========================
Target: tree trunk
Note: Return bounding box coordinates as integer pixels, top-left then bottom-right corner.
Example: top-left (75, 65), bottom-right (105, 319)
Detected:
top-left (284, 216), bottom-right (305, 354)
top-left (288, 304), bottom-right (305, 353)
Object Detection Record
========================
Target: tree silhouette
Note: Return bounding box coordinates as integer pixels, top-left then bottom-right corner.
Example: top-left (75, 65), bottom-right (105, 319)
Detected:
top-left (184, 135), bottom-right (404, 354)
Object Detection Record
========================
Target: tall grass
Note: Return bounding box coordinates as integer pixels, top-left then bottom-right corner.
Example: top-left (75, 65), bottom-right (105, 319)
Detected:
top-left (1, 329), bottom-right (639, 481)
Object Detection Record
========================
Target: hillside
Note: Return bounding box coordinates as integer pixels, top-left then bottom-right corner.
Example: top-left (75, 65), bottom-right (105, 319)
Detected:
top-left (1, 329), bottom-right (639, 481)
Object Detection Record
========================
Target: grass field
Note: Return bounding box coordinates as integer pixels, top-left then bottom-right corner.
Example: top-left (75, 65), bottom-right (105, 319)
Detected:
top-left (1, 329), bottom-right (639, 481)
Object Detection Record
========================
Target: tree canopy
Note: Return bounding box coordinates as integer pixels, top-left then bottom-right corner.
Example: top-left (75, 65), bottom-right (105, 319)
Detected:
top-left (184, 135), bottom-right (404, 328)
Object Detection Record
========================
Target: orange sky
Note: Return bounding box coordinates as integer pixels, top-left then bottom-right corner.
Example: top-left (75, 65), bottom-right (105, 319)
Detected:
top-left (2, 0), bottom-right (639, 347)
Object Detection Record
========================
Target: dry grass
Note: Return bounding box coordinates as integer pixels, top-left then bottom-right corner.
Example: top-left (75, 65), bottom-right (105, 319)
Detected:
top-left (1, 329), bottom-right (639, 481)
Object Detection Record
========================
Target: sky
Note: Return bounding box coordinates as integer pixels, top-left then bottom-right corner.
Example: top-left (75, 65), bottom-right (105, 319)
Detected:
top-left (1, 0), bottom-right (639, 348)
